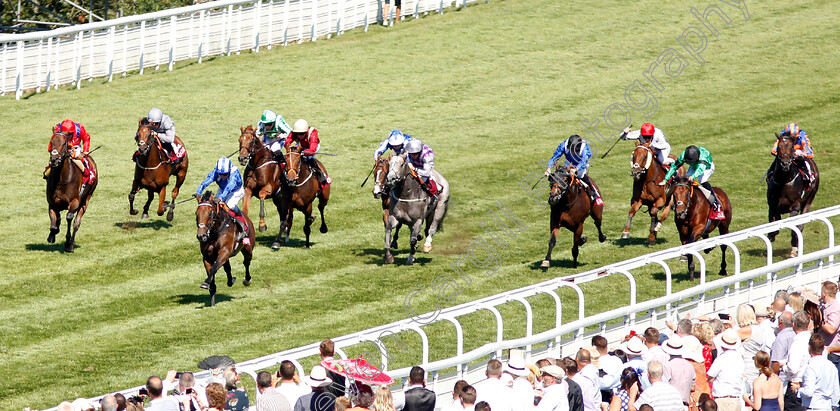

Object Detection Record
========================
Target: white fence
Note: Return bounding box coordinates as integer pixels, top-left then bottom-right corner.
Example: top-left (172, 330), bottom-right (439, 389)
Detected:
top-left (0, 0), bottom-right (480, 99)
top-left (44, 204), bottom-right (840, 410)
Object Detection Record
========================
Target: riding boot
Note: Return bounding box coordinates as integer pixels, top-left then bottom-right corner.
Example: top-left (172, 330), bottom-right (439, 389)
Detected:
top-left (162, 142), bottom-right (177, 163)
top-left (43, 165), bottom-right (51, 179)
top-left (581, 175), bottom-right (604, 206)
top-left (796, 158), bottom-right (812, 190)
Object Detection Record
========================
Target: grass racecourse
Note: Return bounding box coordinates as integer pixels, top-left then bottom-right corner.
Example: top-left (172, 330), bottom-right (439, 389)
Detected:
top-left (2, 0), bottom-right (840, 408)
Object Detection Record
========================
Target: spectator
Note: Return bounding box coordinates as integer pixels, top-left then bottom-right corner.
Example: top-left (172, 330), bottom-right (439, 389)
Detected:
top-left (224, 367), bottom-right (249, 411)
top-left (101, 395), bottom-right (118, 411)
top-left (146, 376), bottom-right (180, 411)
top-left (504, 357), bottom-right (535, 411)
top-left (751, 351), bottom-right (782, 411)
top-left (621, 337), bottom-right (650, 389)
top-left (295, 366), bottom-right (336, 411)
top-left (441, 380), bottom-right (468, 411)
top-left (257, 370), bottom-right (292, 411)
top-left (817, 281), bottom-right (840, 351)
top-left (348, 384), bottom-right (375, 411)
top-left (320, 339), bottom-right (346, 397)
top-left (755, 307), bottom-right (777, 351)
top-left (607, 367), bottom-right (640, 411)
top-left (381, 0), bottom-right (401, 25)
top-left (677, 319), bottom-right (694, 337)
top-left (770, 312), bottom-right (795, 375)
top-left (638, 406), bottom-right (652, 411)
top-left (57, 402), bottom-right (74, 411)
top-left (692, 322), bottom-right (715, 371)
top-left (534, 365), bottom-right (569, 411)
top-left (459, 385), bottom-right (477, 411)
top-left (114, 393), bottom-right (128, 411)
top-left (700, 399), bottom-right (718, 411)
top-left (796, 334), bottom-right (840, 410)
top-left (72, 398), bottom-right (96, 411)
top-left (277, 360), bottom-right (311, 407)
top-left (788, 293), bottom-right (804, 312)
top-left (775, 290), bottom-right (790, 305)
top-left (372, 386), bottom-right (396, 411)
top-left (475, 402), bottom-right (491, 411)
top-left (643, 328), bottom-right (668, 366)
top-left (207, 383), bottom-right (227, 411)
top-left (560, 358), bottom-right (582, 411)
top-left (573, 349), bottom-right (600, 411)
top-left (403, 366), bottom-right (435, 411)
top-left (335, 397), bottom-right (352, 411)
top-left (681, 335), bottom-right (710, 409)
top-left (771, 298), bottom-right (787, 330)
top-left (630, 360), bottom-right (684, 411)
top-left (476, 359), bottom-right (513, 411)
top-left (592, 335), bottom-right (623, 392)
top-left (736, 304), bottom-right (768, 397)
top-left (782, 310), bottom-right (812, 411)
top-left (661, 335), bottom-right (694, 405)
top-left (706, 329), bottom-right (745, 411)
top-left (175, 371), bottom-right (207, 411)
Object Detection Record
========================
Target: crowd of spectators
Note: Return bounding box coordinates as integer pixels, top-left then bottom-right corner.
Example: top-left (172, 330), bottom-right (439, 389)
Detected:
top-left (49, 283), bottom-right (840, 411)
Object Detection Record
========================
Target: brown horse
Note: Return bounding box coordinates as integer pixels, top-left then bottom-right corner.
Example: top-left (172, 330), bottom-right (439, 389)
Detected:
top-left (767, 134), bottom-right (819, 257)
top-left (541, 166), bottom-right (606, 268)
top-left (129, 118), bottom-right (189, 221)
top-left (46, 132), bottom-right (98, 252)
top-left (670, 175), bottom-right (732, 279)
top-left (237, 125), bottom-right (284, 233)
top-left (621, 143), bottom-right (682, 245)
top-left (272, 144), bottom-right (330, 249)
top-left (195, 191), bottom-right (254, 307)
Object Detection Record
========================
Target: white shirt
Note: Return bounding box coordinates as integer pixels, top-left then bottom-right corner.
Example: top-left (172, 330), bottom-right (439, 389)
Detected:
top-left (799, 354), bottom-right (840, 410)
top-left (534, 381), bottom-right (569, 411)
top-left (624, 128), bottom-right (669, 152)
top-left (476, 378), bottom-right (514, 411)
top-left (784, 331), bottom-right (812, 385)
top-left (146, 397), bottom-right (180, 411)
top-left (277, 382), bottom-right (310, 408)
top-left (441, 398), bottom-right (464, 411)
top-left (510, 376), bottom-right (535, 411)
top-left (707, 349), bottom-right (744, 398)
top-left (644, 345), bottom-right (669, 367)
top-left (572, 365), bottom-right (601, 411)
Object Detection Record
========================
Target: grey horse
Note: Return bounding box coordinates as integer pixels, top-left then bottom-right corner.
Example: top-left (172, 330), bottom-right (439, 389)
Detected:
top-left (384, 155), bottom-right (450, 265)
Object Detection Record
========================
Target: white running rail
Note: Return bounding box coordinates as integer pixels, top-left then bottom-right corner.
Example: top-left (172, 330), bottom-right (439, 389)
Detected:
top-left (42, 205), bottom-right (840, 409)
top-left (0, 0), bottom-right (483, 99)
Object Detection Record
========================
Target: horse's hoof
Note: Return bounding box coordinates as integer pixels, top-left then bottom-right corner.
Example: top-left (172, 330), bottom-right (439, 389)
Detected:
top-left (704, 247), bottom-right (713, 254)
top-left (166, 211), bottom-right (174, 222)
top-left (384, 255), bottom-right (394, 264)
top-left (200, 282), bottom-right (209, 289)
top-left (405, 259), bottom-right (414, 266)
top-left (540, 260), bottom-right (550, 268)
top-left (306, 245), bottom-right (311, 250)
top-left (243, 278), bottom-right (251, 286)
top-left (579, 236), bottom-right (588, 246)
top-left (64, 244), bottom-right (74, 253)
top-left (271, 242), bottom-right (281, 250)
top-left (647, 236), bottom-right (656, 246)
top-left (600, 234), bottom-right (607, 243)
top-left (320, 225), bottom-right (328, 234)
top-left (47, 235), bottom-right (55, 244)
top-left (679, 255), bottom-right (688, 262)
top-left (259, 225), bottom-right (267, 233)
top-left (141, 213), bottom-right (149, 220)
top-left (129, 209), bottom-right (139, 216)
top-left (790, 247), bottom-right (798, 258)
top-left (390, 242), bottom-right (398, 249)
top-left (620, 232), bottom-right (630, 239)
top-left (719, 269), bottom-right (727, 276)
top-left (422, 245), bottom-right (432, 253)
top-left (227, 277), bottom-right (236, 287)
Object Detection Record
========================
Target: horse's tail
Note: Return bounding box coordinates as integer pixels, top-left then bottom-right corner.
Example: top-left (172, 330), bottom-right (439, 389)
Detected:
top-left (436, 198), bottom-right (449, 232)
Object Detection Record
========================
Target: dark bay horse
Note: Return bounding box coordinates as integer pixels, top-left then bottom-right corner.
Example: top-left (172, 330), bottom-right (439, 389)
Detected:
top-left (272, 144), bottom-right (330, 249)
top-left (130, 118), bottom-right (189, 221)
top-left (384, 155), bottom-right (450, 265)
top-left (767, 133), bottom-right (819, 257)
top-left (195, 192), bottom-right (254, 307)
top-left (622, 143), bottom-right (682, 245)
top-left (670, 175), bottom-right (732, 279)
top-left (541, 166), bottom-right (606, 268)
top-left (46, 132), bottom-right (98, 252)
top-left (238, 125), bottom-right (284, 233)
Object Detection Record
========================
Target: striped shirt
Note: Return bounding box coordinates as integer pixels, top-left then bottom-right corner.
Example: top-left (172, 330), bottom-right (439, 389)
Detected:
top-left (257, 388), bottom-right (292, 411)
top-left (633, 381), bottom-right (685, 411)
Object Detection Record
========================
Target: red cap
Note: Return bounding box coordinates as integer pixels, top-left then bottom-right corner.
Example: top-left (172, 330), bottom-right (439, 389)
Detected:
top-left (640, 123), bottom-right (655, 137)
top-left (59, 119), bottom-right (75, 133)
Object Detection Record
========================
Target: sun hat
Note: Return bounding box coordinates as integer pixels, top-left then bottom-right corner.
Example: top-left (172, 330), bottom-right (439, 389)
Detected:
top-left (662, 335), bottom-right (684, 357)
top-left (503, 356), bottom-right (530, 377)
top-left (304, 365), bottom-right (333, 387)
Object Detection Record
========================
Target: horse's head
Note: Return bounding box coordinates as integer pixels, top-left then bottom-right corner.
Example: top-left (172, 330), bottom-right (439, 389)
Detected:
top-left (49, 131), bottom-right (70, 168)
top-left (631, 144), bottom-right (653, 181)
top-left (135, 117), bottom-right (155, 156)
top-left (238, 125), bottom-right (259, 166)
top-left (775, 132), bottom-right (796, 171)
top-left (386, 155), bottom-right (407, 186)
top-left (284, 144), bottom-right (302, 185)
top-left (196, 191), bottom-right (220, 243)
top-left (373, 157), bottom-right (391, 199)
top-left (670, 175), bottom-right (694, 220)
top-left (548, 167), bottom-right (574, 206)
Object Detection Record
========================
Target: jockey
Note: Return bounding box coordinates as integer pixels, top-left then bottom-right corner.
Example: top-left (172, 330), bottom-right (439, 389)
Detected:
top-left (620, 122), bottom-right (674, 165)
top-left (544, 134), bottom-right (604, 206)
top-left (195, 157), bottom-right (249, 238)
top-left (770, 122), bottom-right (815, 187)
top-left (258, 109), bottom-right (292, 162)
top-left (146, 108), bottom-right (181, 162)
top-left (661, 145), bottom-right (725, 220)
top-left (284, 119), bottom-right (332, 187)
top-left (373, 129), bottom-right (413, 160)
top-left (404, 139), bottom-right (440, 197)
top-left (45, 119), bottom-right (95, 190)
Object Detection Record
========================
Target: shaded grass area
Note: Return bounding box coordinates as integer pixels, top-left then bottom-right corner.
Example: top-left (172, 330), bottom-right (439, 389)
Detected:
top-left (1, 0), bottom-right (839, 408)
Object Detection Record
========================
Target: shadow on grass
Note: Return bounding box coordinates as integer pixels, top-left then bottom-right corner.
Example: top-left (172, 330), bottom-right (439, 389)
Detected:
top-left (529, 259), bottom-right (588, 270)
top-left (171, 292), bottom-right (234, 308)
top-left (256, 235), bottom-right (314, 249)
top-left (25, 242), bottom-right (78, 252)
top-left (611, 236), bottom-right (668, 248)
top-left (114, 220), bottom-right (173, 230)
top-left (745, 247), bottom-right (793, 258)
top-left (353, 247), bottom-right (432, 266)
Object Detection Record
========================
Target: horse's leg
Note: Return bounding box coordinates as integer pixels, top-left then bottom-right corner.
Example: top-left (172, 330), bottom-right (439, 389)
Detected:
top-left (129, 179), bottom-right (140, 215)
top-left (243, 187), bottom-right (252, 216)
top-left (790, 208), bottom-right (801, 257)
top-left (142, 189), bottom-right (154, 219)
top-left (242, 246), bottom-right (253, 286)
top-left (285, 211), bottom-right (294, 243)
top-left (318, 186), bottom-right (330, 234)
top-left (384, 214), bottom-right (397, 264)
top-left (648, 206), bottom-right (660, 246)
top-left (591, 202), bottom-right (606, 243)
top-left (224, 260), bottom-right (235, 287)
top-left (541, 215), bottom-right (559, 268)
top-left (156, 186), bottom-right (167, 217)
top-left (406, 218), bottom-right (423, 265)
top-left (272, 196), bottom-right (288, 249)
top-left (255, 186), bottom-right (271, 233)
top-left (767, 206), bottom-right (779, 242)
top-left (258, 195), bottom-right (268, 232)
top-left (392, 222), bottom-right (402, 249)
top-left (168, 165), bottom-right (187, 222)
top-left (718, 220), bottom-right (731, 276)
top-left (303, 204), bottom-right (315, 249)
top-left (67, 200), bottom-right (90, 252)
top-left (572, 224), bottom-right (585, 268)
top-left (422, 207), bottom-right (443, 253)
top-left (48, 208), bottom-right (60, 243)
top-left (622, 200), bottom-right (643, 239)
top-left (63, 202), bottom-right (79, 252)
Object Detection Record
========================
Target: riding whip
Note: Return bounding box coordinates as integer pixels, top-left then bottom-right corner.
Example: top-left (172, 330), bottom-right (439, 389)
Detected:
top-left (600, 124), bottom-right (631, 159)
top-left (316, 152), bottom-right (338, 156)
top-left (226, 150), bottom-right (238, 158)
top-left (163, 197), bottom-right (195, 209)
top-left (360, 163), bottom-right (377, 187)
top-left (531, 174), bottom-right (546, 190)
top-left (87, 145), bottom-right (102, 154)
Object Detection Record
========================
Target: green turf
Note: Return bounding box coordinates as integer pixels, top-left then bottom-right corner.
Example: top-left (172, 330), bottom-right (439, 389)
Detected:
top-left (1, 0), bottom-right (840, 408)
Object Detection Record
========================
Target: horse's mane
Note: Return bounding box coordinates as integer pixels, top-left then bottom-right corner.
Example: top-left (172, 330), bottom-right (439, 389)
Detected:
top-left (672, 175), bottom-right (691, 184)
top-left (139, 117), bottom-right (151, 126)
top-left (201, 191), bottom-right (214, 202)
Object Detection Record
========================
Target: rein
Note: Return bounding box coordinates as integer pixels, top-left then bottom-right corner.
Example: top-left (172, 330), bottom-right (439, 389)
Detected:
top-left (135, 126), bottom-right (167, 169)
top-left (284, 150), bottom-right (314, 187)
top-left (197, 201), bottom-right (231, 238)
top-left (672, 182), bottom-right (695, 214)
top-left (389, 161), bottom-right (429, 203)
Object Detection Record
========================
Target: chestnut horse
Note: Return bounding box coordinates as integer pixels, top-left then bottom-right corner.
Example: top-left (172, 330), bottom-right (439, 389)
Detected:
top-left (621, 143), bottom-right (682, 245)
top-left (129, 118), bottom-right (189, 221)
top-left (767, 133), bottom-right (819, 257)
top-left (541, 166), bottom-right (606, 268)
top-left (237, 125), bottom-right (284, 233)
top-left (272, 144), bottom-right (330, 249)
top-left (195, 192), bottom-right (254, 307)
top-left (46, 132), bottom-right (98, 252)
top-left (670, 175), bottom-right (732, 279)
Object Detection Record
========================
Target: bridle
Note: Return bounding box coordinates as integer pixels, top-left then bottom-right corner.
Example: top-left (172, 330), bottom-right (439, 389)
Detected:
top-left (284, 146), bottom-right (313, 187)
top-left (672, 181), bottom-right (694, 217)
top-left (548, 170), bottom-right (578, 207)
top-left (50, 132), bottom-right (70, 167)
top-left (775, 134), bottom-right (796, 171)
top-left (631, 144), bottom-right (654, 180)
top-left (196, 200), bottom-right (228, 241)
top-left (388, 156), bottom-right (428, 203)
top-left (373, 157), bottom-right (391, 198)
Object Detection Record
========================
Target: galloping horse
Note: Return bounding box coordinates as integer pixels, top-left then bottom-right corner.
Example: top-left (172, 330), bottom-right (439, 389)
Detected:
top-left (541, 166), bottom-right (606, 268)
top-left (622, 143), bottom-right (682, 244)
top-left (46, 131), bottom-right (98, 252)
top-left (273, 144), bottom-right (330, 249)
top-left (670, 175), bottom-right (732, 279)
top-left (238, 125), bottom-right (284, 233)
top-left (767, 133), bottom-right (819, 257)
top-left (129, 118), bottom-right (189, 221)
top-left (372, 156), bottom-right (412, 249)
top-left (195, 191), bottom-right (254, 307)
top-left (384, 155), bottom-right (450, 265)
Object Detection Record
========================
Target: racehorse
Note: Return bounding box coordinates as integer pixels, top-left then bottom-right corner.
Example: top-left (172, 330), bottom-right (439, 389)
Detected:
top-left (767, 133), bottom-right (819, 257)
top-left (621, 143), bottom-right (682, 245)
top-left (46, 131), bottom-right (98, 252)
top-left (669, 175), bottom-right (732, 280)
top-left (129, 118), bottom-right (189, 221)
top-left (195, 191), bottom-right (254, 307)
top-left (384, 155), bottom-right (450, 265)
top-left (272, 144), bottom-right (330, 249)
top-left (372, 156), bottom-right (412, 249)
top-left (237, 125), bottom-right (284, 233)
top-left (541, 166), bottom-right (606, 268)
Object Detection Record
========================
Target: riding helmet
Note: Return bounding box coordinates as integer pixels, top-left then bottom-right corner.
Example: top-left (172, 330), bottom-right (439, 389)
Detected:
top-left (784, 123), bottom-right (800, 137)
top-left (261, 110), bottom-right (277, 124)
top-left (640, 122), bottom-right (655, 137)
top-left (292, 119), bottom-right (309, 133)
top-left (59, 119), bottom-right (75, 133)
top-left (566, 134), bottom-right (583, 154)
top-left (216, 157), bottom-right (232, 174)
top-left (684, 145), bottom-right (700, 163)
top-left (388, 130), bottom-right (407, 146)
top-left (148, 108), bottom-right (163, 123)
top-left (406, 139), bottom-right (424, 154)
